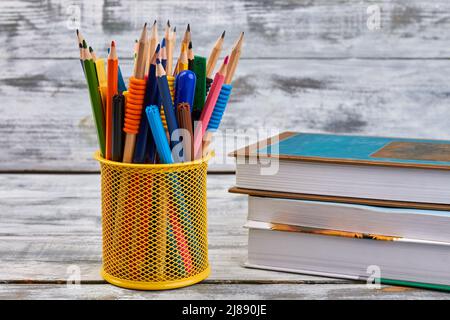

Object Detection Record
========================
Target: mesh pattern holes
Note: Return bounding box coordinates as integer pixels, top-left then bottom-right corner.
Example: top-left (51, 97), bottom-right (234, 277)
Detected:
top-left (98, 154), bottom-right (210, 286)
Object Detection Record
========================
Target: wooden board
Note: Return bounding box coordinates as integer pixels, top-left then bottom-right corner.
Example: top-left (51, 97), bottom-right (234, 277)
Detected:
top-left (1, 283), bottom-right (449, 300)
top-left (2, 58), bottom-right (450, 172)
top-left (2, 1), bottom-right (450, 59)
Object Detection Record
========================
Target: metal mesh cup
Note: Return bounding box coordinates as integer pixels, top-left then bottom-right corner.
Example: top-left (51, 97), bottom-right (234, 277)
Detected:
top-left (95, 151), bottom-right (211, 290)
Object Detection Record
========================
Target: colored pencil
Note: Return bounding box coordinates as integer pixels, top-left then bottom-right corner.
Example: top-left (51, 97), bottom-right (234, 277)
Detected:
top-left (123, 23), bottom-right (148, 163)
top-left (193, 56), bottom-right (228, 159)
top-left (177, 103), bottom-right (194, 162)
top-left (156, 59), bottom-right (179, 149)
top-left (206, 30), bottom-right (225, 78)
top-left (106, 41), bottom-right (119, 160)
top-left (82, 40), bottom-right (105, 156)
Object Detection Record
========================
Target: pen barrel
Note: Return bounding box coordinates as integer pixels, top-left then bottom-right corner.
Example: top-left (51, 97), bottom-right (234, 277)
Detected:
top-left (206, 84), bottom-right (232, 131)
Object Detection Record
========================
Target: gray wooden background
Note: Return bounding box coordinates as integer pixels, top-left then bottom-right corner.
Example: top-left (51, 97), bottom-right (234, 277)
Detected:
top-left (1, 0), bottom-right (450, 299)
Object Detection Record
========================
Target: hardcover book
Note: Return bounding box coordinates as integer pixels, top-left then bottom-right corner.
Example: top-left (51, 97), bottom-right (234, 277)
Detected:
top-left (231, 132), bottom-right (450, 209)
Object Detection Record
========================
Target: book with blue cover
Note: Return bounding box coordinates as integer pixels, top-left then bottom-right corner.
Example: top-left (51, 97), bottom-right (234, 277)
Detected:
top-left (231, 132), bottom-right (450, 209)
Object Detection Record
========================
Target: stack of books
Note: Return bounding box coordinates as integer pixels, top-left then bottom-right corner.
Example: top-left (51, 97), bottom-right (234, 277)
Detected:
top-left (230, 132), bottom-right (450, 290)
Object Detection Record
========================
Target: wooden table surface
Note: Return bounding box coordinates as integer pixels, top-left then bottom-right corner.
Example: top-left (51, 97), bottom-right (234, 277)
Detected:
top-left (1, 0), bottom-right (450, 299)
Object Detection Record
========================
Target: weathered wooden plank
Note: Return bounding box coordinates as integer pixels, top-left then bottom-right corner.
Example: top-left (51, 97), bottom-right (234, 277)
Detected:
top-left (2, 58), bottom-right (450, 172)
top-left (0, 174), bottom-right (338, 282)
top-left (1, 283), bottom-right (448, 300)
top-left (2, 1), bottom-right (450, 59)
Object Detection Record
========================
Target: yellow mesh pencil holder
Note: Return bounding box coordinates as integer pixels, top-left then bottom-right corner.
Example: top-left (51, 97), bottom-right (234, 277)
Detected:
top-left (95, 151), bottom-right (212, 290)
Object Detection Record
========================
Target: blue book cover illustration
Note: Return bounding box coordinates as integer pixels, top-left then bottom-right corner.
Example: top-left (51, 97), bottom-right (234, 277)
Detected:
top-left (256, 132), bottom-right (450, 168)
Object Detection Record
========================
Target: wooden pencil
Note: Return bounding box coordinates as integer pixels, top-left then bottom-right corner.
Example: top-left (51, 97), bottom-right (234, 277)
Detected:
top-left (188, 41), bottom-right (194, 70)
top-left (182, 24), bottom-right (191, 47)
top-left (206, 30), bottom-right (225, 78)
top-left (146, 20), bottom-right (158, 76)
top-left (123, 23), bottom-right (148, 163)
top-left (82, 40), bottom-right (105, 156)
top-left (165, 20), bottom-right (173, 75)
top-left (179, 43), bottom-right (189, 72)
top-left (89, 46), bottom-right (97, 61)
top-left (224, 32), bottom-right (244, 84)
top-left (106, 41), bottom-right (119, 160)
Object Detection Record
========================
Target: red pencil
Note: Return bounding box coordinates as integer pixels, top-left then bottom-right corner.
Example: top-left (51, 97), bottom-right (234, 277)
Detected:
top-left (106, 41), bottom-right (118, 160)
top-left (193, 56), bottom-right (229, 159)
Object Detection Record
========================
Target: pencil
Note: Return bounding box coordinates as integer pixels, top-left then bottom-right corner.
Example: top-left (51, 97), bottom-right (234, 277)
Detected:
top-left (89, 46), bottom-right (97, 61)
top-left (165, 20), bottom-right (173, 75)
top-left (176, 103), bottom-right (194, 162)
top-left (146, 20), bottom-right (158, 76)
top-left (177, 43), bottom-right (189, 73)
top-left (224, 32), bottom-right (244, 84)
top-left (182, 24), bottom-right (191, 48)
top-left (106, 41), bottom-right (119, 160)
top-left (82, 40), bottom-right (105, 156)
top-left (156, 59), bottom-right (179, 149)
top-left (112, 94), bottom-right (125, 162)
top-left (188, 41), bottom-right (194, 71)
top-left (206, 30), bottom-right (225, 78)
top-left (161, 38), bottom-right (167, 71)
top-left (168, 26), bottom-right (177, 75)
top-left (133, 43), bottom-right (161, 164)
top-left (76, 30), bottom-right (85, 74)
top-left (193, 56), bottom-right (228, 159)
top-left (123, 23), bottom-right (148, 163)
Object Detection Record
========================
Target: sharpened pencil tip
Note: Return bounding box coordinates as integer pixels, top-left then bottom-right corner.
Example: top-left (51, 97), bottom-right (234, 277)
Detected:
top-left (224, 55), bottom-right (229, 65)
top-left (76, 29), bottom-right (79, 35)
top-left (167, 20), bottom-right (170, 27)
top-left (82, 39), bottom-right (87, 48)
top-left (173, 26), bottom-right (177, 32)
top-left (187, 24), bottom-right (190, 32)
top-left (156, 58), bottom-right (161, 65)
top-left (156, 43), bottom-right (161, 53)
top-left (221, 30), bottom-right (226, 38)
top-left (89, 46), bottom-right (93, 53)
top-left (154, 20), bottom-right (157, 25)
top-left (188, 41), bottom-right (192, 49)
top-left (144, 22), bottom-right (147, 27)
top-left (111, 40), bottom-right (115, 47)
top-left (161, 38), bottom-right (166, 47)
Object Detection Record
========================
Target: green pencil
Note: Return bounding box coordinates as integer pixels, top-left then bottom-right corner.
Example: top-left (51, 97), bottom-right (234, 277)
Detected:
top-left (82, 40), bottom-right (105, 156)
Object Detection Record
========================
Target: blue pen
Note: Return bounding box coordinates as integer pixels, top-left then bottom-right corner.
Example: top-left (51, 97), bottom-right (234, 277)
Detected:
top-left (174, 70), bottom-right (196, 113)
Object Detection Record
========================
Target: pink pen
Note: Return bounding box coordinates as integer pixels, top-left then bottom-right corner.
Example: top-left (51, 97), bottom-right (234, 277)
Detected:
top-left (193, 55), bottom-right (229, 159)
